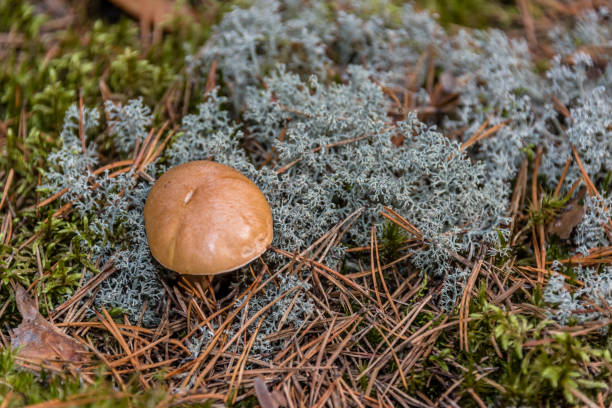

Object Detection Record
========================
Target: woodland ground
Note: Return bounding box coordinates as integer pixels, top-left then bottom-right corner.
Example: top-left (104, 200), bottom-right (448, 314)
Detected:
top-left (0, 0), bottom-right (611, 407)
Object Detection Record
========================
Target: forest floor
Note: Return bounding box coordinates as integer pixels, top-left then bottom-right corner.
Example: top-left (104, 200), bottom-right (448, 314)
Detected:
top-left (1, 0), bottom-right (611, 407)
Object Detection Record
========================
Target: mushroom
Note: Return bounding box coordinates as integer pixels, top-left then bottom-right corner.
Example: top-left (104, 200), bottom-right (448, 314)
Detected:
top-left (144, 160), bottom-right (273, 285)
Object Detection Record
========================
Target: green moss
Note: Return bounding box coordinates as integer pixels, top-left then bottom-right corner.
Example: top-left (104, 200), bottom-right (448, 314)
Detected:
top-left (528, 193), bottom-right (569, 227)
top-left (425, 300), bottom-right (612, 406)
top-left (0, 0), bottom-right (45, 39)
top-left (546, 236), bottom-right (572, 262)
top-left (0, 348), bottom-right (212, 407)
top-left (1, 1), bottom-right (610, 405)
top-left (380, 220), bottom-right (409, 261)
top-left (416, 0), bottom-right (518, 29)
top-left (0, 0), bottom-right (229, 326)
top-left (365, 327), bottom-right (384, 345)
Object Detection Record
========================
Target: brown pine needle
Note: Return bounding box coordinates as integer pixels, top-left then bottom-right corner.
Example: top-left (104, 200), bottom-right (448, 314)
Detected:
top-left (518, 0), bottom-right (537, 49)
top-left (132, 128), bottom-right (157, 171)
top-left (204, 59), bottom-right (218, 95)
top-left (572, 144), bottom-right (600, 198)
top-left (563, 179), bottom-right (582, 202)
top-left (98, 308), bottom-right (149, 388)
top-left (373, 225), bottom-right (401, 321)
top-left (459, 256), bottom-right (483, 352)
top-left (380, 207), bottom-right (424, 240)
top-left (572, 144), bottom-right (612, 231)
top-left (370, 226), bottom-right (384, 313)
top-left (226, 318), bottom-right (264, 405)
top-left (93, 159), bottom-right (135, 176)
top-left (141, 123), bottom-right (172, 168)
top-left (530, 146), bottom-right (546, 280)
top-left (36, 186), bottom-right (69, 208)
top-left (109, 334), bottom-right (170, 367)
top-left (0, 168), bottom-right (14, 211)
top-left (551, 94), bottom-right (572, 119)
top-left (553, 156), bottom-right (572, 198)
top-left (275, 134), bottom-right (370, 175)
top-left (460, 120), bottom-right (509, 151)
top-left (87, 337), bottom-right (127, 391)
top-left (259, 123), bottom-right (288, 170)
top-left (460, 116), bottom-right (490, 147)
top-left (77, 90), bottom-right (92, 174)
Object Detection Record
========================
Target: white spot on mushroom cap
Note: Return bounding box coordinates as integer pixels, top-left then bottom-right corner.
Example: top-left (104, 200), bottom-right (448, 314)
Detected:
top-left (184, 190), bottom-right (194, 204)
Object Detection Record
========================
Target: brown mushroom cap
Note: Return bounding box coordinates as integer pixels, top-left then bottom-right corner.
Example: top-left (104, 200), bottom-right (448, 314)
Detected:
top-left (144, 160), bottom-right (273, 276)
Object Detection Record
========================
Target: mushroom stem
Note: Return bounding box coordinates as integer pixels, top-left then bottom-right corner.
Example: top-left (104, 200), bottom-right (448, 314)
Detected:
top-left (183, 274), bottom-right (217, 303)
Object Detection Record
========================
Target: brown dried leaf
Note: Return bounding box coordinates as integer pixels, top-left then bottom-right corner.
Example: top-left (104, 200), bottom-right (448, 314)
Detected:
top-left (547, 188), bottom-right (587, 240)
top-left (10, 285), bottom-right (88, 368)
top-left (547, 203), bottom-right (585, 239)
top-left (562, 46), bottom-right (612, 71)
top-left (439, 71), bottom-right (457, 94)
top-left (107, 0), bottom-right (194, 26)
top-left (254, 376), bottom-right (287, 408)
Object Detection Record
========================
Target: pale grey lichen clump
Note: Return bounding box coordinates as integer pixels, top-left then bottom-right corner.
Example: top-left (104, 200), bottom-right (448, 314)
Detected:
top-left (434, 8), bottom-right (611, 323)
top-left (441, 29), bottom-right (541, 189)
top-left (573, 195), bottom-right (612, 256)
top-left (545, 265), bottom-right (612, 325)
top-left (105, 97), bottom-right (153, 154)
top-left (439, 9), bottom-right (611, 197)
top-left (186, 0), bottom-right (331, 107)
top-left (246, 66), bottom-right (508, 273)
top-left (168, 66), bottom-right (507, 278)
top-left (232, 274), bottom-right (314, 357)
top-left (42, 0), bottom-right (611, 331)
top-left (548, 7), bottom-right (611, 55)
top-left (41, 103), bottom-right (163, 326)
top-left (186, 0), bottom-right (442, 107)
top-left (43, 105), bottom-right (101, 215)
top-left (182, 275), bottom-right (314, 361)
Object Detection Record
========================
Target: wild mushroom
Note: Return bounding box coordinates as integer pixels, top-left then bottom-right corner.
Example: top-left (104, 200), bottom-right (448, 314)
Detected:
top-left (144, 160), bottom-right (273, 285)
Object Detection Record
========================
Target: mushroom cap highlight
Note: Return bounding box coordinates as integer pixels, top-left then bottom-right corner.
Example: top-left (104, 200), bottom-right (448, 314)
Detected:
top-left (144, 160), bottom-right (273, 275)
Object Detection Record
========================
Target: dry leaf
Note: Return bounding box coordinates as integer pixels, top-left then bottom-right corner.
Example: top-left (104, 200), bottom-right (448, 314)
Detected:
top-left (107, 0), bottom-right (193, 26)
top-left (562, 45), bottom-right (612, 71)
top-left (547, 187), bottom-right (586, 240)
top-left (254, 376), bottom-right (287, 408)
top-left (10, 284), bottom-right (87, 369)
top-left (439, 71), bottom-right (457, 94)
